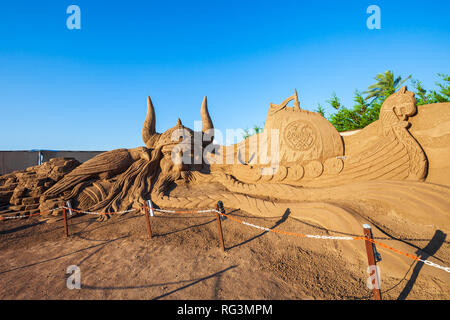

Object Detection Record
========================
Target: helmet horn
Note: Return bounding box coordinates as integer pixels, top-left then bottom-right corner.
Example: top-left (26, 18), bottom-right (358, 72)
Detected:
top-left (142, 96), bottom-right (160, 148)
top-left (201, 96), bottom-right (214, 133)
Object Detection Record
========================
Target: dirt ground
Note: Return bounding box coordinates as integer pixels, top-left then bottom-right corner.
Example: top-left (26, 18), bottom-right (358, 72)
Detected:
top-left (1, 204), bottom-right (448, 300)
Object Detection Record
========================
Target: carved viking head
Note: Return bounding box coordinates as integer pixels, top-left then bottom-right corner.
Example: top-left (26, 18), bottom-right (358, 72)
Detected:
top-left (157, 118), bottom-right (193, 178)
top-left (142, 95), bottom-right (214, 178)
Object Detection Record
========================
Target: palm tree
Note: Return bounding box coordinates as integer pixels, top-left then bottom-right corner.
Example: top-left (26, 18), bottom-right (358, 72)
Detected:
top-left (364, 70), bottom-right (411, 101)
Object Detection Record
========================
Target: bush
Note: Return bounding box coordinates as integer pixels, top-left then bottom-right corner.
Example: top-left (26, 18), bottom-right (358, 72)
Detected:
top-left (316, 72), bottom-right (449, 132)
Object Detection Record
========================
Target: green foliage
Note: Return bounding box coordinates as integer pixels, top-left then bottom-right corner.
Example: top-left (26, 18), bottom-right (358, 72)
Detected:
top-left (315, 103), bottom-right (326, 117)
top-left (326, 90), bottom-right (385, 132)
top-left (242, 124), bottom-right (264, 139)
top-left (429, 73), bottom-right (449, 103)
top-left (320, 71), bottom-right (447, 132)
top-left (253, 124), bottom-right (263, 134)
top-left (411, 79), bottom-right (429, 105)
top-left (327, 92), bottom-right (342, 110)
top-left (435, 73), bottom-right (450, 100)
top-left (411, 74), bottom-right (449, 105)
top-left (242, 128), bottom-right (251, 139)
top-left (328, 106), bottom-right (359, 132)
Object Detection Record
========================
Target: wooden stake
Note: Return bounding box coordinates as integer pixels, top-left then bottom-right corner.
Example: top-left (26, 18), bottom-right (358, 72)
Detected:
top-left (216, 201), bottom-right (225, 252)
top-left (63, 205), bottom-right (69, 237)
top-left (144, 202), bottom-right (153, 239)
top-left (363, 224), bottom-right (382, 300)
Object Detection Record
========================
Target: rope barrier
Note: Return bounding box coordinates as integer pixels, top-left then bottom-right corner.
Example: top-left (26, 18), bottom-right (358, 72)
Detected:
top-left (62, 207), bottom-right (137, 216)
top-left (209, 209), bottom-right (450, 274)
top-left (153, 208), bottom-right (216, 214)
top-left (1, 202), bottom-right (448, 273)
top-left (0, 207), bottom-right (60, 220)
top-left (143, 205), bottom-right (450, 273)
top-left (0, 206), bottom-right (136, 220)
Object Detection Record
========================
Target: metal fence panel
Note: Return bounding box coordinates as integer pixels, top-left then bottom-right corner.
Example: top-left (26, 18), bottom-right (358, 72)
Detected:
top-left (0, 150), bottom-right (104, 175)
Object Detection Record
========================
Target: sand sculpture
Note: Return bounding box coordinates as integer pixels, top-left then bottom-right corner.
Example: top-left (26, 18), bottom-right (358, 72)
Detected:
top-left (1, 87), bottom-right (449, 233)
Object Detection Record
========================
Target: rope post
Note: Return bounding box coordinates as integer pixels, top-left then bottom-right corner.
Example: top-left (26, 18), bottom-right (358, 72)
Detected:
top-left (363, 224), bottom-right (382, 300)
top-left (66, 200), bottom-right (74, 217)
top-left (63, 204), bottom-right (69, 237)
top-left (215, 201), bottom-right (226, 252)
top-left (144, 200), bottom-right (153, 239)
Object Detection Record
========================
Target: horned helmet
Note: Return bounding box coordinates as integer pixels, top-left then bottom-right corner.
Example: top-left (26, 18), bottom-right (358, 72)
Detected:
top-left (142, 96), bottom-right (214, 177)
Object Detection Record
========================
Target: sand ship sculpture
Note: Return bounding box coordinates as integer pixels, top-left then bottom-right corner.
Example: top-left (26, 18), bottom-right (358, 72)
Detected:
top-left (1, 87), bottom-right (449, 242)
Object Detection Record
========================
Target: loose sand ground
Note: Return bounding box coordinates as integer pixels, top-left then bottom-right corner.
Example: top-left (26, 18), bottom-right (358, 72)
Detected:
top-left (1, 205), bottom-right (448, 300)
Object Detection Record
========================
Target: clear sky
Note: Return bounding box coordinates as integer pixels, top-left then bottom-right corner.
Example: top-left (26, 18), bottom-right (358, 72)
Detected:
top-left (1, 0), bottom-right (449, 150)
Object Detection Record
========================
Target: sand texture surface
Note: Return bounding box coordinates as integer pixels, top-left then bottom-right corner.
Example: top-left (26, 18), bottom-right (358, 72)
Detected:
top-left (1, 180), bottom-right (448, 300)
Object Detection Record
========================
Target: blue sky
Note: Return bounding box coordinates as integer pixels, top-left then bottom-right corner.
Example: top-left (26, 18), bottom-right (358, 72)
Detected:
top-left (0, 0), bottom-right (449, 150)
